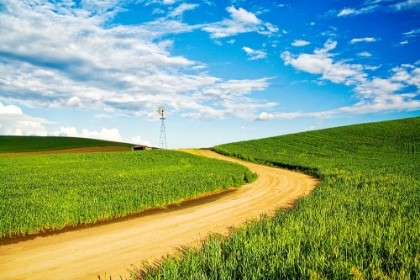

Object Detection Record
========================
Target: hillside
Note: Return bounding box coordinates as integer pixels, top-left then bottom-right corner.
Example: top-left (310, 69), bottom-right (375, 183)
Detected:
top-left (214, 116), bottom-right (419, 175)
top-left (0, 136), bottom-right (134, 153)
top-left (139, 117), bottom-right (420, 279)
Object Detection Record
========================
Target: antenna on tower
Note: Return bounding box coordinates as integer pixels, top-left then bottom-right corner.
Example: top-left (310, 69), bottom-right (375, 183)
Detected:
top-left (155, 106), bottom-right (167, 149)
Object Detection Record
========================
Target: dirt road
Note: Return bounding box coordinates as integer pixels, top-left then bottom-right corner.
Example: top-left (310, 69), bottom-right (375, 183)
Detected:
top-left (0, 149), bottom-right (318, 280)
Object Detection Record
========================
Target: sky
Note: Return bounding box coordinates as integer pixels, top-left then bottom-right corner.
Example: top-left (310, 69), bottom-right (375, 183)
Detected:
top-left (0, 0), bottom-right (419, 148)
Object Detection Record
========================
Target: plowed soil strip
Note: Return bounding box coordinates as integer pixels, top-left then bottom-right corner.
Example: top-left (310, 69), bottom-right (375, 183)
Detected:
top-left (0, 150), bottom-right (318, 280)
top-left (0, 146), bottom-right (132, 157)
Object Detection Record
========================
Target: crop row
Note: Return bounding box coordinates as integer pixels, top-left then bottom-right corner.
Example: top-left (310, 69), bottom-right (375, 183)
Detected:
top-left (0, 150), bottom-right (257, 238)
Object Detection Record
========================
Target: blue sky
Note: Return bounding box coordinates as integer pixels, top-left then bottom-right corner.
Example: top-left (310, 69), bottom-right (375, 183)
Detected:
top-left (0, 0), bottom-right (419, 148)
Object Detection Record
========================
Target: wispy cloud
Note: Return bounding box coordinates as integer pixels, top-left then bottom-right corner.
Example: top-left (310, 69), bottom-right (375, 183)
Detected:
top-left (350, 37), bottom-right (378, 44)
top-left (168, 3), bottom-right (199, 18)
top-left (337, 0), bottom-right (420, 17)
top-left (337, 5), bottom-right (377, 17)
top-left (242, 47), bottom-right (267, 60)
top-left (201, 6), bottom-right (278, 38)
top-left (0, 0), bottom-right (275, 122)
top-left (403, 28), bottom-right (420, 38)
top-left (390, 0), bottom-right (420, 11)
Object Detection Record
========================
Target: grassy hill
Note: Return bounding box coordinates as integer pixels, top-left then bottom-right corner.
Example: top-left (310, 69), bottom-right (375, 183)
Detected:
top-left (138, 117), bottom-right (420, 279)
top-left (0, 136), bottom-right (134, 153)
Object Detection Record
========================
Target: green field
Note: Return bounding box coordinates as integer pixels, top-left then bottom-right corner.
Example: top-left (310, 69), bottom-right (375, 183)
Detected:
top-left (0, 135), bottom-right (133, 153)
top-left (137, 117), bottom-right (420, 279)
top-left (0, 148), bottom-right (256, 238)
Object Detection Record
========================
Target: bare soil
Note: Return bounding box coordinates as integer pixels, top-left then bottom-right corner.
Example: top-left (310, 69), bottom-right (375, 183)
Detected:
top-left (0, 149), bottom-right (318, 280)
top-left (0, 146), bottom-right (132, 157)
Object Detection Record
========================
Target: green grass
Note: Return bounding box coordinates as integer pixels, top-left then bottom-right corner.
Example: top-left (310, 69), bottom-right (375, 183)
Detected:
top-left (0, 136), bottom-right (133, 153)
top-left (0, 149), bottom-right (257, 238)
top-left (136, 117), bottom-right (420, 279)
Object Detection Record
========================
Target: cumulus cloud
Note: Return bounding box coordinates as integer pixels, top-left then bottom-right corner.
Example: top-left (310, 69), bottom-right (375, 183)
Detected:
top-left (131, 135), bottom-right (151, 146)
top-left (0, 102), bottom-right (51, 136)
top-left (291, 40), bottom-right (310, 47)
top-left (51, 126), bottom-right (124, 142)
top-left (281, 40), bottom-right (366, 84)
top-left (0, 0), bottom-right (276, 122)
top-left (242, 47), bottom-right (267, 60)
top-left (67, 96), bottom-right (83, 108)
top-left (256, 112), bottom-right (274, 121)
top-left (0, 102), bottom-right (129, 142)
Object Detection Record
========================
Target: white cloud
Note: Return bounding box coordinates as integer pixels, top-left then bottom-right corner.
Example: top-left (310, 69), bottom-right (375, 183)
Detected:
top-left (0, 1), bottom-right (275, 122)
top-left (256, 112), bottom-right (274, 121)
top-left (364, 65), bottom-right (381, 71)
top-left (281, 40), bottom-right (366, 84)
top-left (337, 8), bottom-right (357, 16)
top-left (391, 0), bottom-right (420, 11)
top-left (350, 37), bottom-right (378, 44)
top-left (337, 4), bottom-right (379, 17)
top-left (94, 114), bottom-right (112, 119)
top-left (358, 51), bottom-right (372, 57)
top-left (163, 0), bottom-right (177, 5)
top-left (0, 102), bottom-right (51, 136)
top-left (168, 3), bottom-right (199, 18)
top-left (227, 6), bottom-right (261, 24)
top-left (242, 47), bottom-right (267, 60)
top-left (131, 135), bottom-right (151, 146)
top-left (338, 0), bottom-right (420, 17)
top-left (0, 103), bottom-right (22, 115)
top-left (67, 96), bottom-right (82, 108)
top-left (265, 22), bottom-right (279, 33)
top-left (292, 40), bottom-right (310, 47)
top-left (201, 6), bottom-right (277, 38)
top-left (403, 28), bottom-right (420, 38)
top-left (0, 102), bottom-right (129, 142)
top-left (279, 42), bottom-right (420, 118)
top-left (51, 126), bottom-right (124, 142)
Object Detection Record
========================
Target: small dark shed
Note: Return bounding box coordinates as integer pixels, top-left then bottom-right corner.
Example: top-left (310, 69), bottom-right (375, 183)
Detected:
top-left (132, 145), bottom-right (152, 151)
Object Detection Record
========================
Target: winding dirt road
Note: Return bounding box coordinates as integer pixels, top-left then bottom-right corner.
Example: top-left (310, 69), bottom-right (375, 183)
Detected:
top-left (0, 149), bottom-right (318, 280)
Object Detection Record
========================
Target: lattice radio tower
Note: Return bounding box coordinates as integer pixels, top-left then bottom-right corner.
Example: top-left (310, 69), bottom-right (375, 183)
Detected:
top-left (155, 106), bottom-right (167, 149)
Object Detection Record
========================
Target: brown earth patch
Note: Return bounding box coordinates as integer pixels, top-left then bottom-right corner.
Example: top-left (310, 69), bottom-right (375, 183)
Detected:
top-left (0, 146), bottom-right (132, 157)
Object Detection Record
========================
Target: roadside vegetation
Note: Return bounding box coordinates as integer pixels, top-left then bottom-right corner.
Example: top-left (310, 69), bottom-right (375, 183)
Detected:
top-left (0, 135), bottom-right (133, 153)
top-left (0, 149), bottom-right (256, 238)
top-left (136, 117), bottom-right (420, 279)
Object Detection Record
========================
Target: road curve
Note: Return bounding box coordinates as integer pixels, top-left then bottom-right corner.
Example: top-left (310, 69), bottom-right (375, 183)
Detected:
top-left (0, 149), bottom-right (318, 280)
